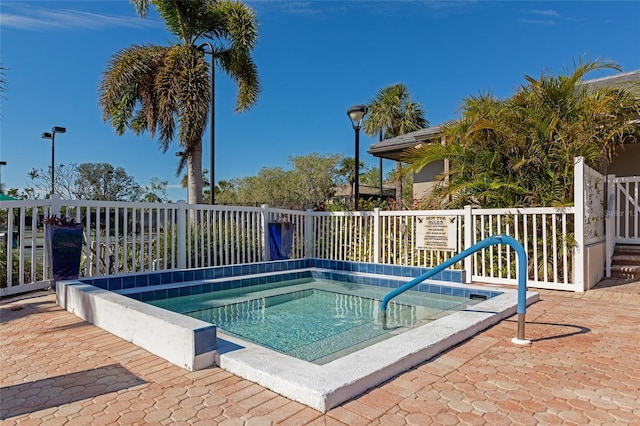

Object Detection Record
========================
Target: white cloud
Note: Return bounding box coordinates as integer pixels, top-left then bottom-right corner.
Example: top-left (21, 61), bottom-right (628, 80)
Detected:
top-left (0, 4), bottom-right (161, 31)
top-left (527, 9), bottom-right (560, 18)
top-left (519, 19), bottom-right (557, 26)
top-left (519, 9), bottom-right (562, 26)
top-left (248, 0), bottom-right (479, 18)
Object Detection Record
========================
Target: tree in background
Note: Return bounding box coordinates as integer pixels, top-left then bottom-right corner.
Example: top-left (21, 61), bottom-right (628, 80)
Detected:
top-left (28, 164), bottom-right (80, 200)
top-left (99, 0), bottom-right (260, 205)
top-left (406, 59), bottom-right (640, 209)
top-left (215, 179), bottom-right (240, 205)
top-left (288, 153), bottom-right (342, 207)
top-left (214, 153), bottom-right (343, 208)
top-left (25, 162), bottom-right (167, 202)
top-left (385, 165), bottom-right (414, 209)
top-left (140, 177), bottom-right (170, 203)
top-left (75, 163), bottom-right (142, 201)
top-left (5, 188), bottom-right (34, 200)
top-left (336, 157), bottom-right (362, 205)
top-left (359, 165), bottom-right (386, 188)
top-left (363, 83), bottom-right (428, 209)
top-left (236, 168), bottom-right (294, 207)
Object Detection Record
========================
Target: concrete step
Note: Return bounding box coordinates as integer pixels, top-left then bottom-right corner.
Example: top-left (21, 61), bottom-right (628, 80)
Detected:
top-left (614, 245), bottom-right (640, 255)
top-left (610, 264), bottom-right (640, 279)
top-left (611, 254), bottom-right (640, 266)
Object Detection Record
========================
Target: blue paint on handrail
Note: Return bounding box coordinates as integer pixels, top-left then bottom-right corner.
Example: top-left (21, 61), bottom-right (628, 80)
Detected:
top-left (381, 235), bottom-right (528, 326)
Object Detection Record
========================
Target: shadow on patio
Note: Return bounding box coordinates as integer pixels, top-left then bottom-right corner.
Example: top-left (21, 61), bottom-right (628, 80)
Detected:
top-left (0, 364), bottom-right (146, 420)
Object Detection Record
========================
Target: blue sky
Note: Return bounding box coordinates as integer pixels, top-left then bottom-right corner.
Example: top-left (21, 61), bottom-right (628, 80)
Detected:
top-left (1, 0), bottom-right (639, 202)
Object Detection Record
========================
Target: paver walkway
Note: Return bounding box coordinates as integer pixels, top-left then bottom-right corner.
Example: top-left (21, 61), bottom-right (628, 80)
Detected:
top-left (1, 278), bottom-right (639, 425)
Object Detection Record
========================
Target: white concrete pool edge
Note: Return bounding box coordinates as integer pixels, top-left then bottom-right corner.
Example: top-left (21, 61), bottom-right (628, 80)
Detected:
top-left (56, 281), bottom-right (217, 371)
top-left (55, 276), bottom-right (538, 412)
top-left (214, 288), bottom-right (539, 412)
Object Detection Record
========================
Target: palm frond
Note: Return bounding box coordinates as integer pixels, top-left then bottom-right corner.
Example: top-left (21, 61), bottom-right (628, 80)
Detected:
top-left (362, 83), bottom-right (428, 138)
top-left (99, 44), bottom-right (169, 136)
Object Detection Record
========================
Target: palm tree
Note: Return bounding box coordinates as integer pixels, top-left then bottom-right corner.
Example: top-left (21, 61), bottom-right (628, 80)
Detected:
top-left (406, 59), bottom-right (640, 208)
top-left (337, 157), bottom-right (363, 208)
top-left (363, 83), bottom-right (428, 209)
top-left (99, 0), bottom-right (260, 204)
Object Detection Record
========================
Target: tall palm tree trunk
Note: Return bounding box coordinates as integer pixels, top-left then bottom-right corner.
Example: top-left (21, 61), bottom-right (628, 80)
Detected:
top-left (188, 144), bottom-right (204, 205)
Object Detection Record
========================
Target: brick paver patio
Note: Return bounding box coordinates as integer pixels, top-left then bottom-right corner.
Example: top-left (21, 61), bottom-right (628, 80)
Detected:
top-left (2, 278), bottom-right (639, 425)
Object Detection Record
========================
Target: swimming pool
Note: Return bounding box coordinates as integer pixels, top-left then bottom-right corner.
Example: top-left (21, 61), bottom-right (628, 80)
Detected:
top-left (56, 258), bottom-right (539, 412)
top-left (148, 278), bottom-right (484, 365)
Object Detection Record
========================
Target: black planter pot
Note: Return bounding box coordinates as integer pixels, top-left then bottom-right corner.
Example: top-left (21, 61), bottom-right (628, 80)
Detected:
top-left (45, 224), bottom-right (84, 288)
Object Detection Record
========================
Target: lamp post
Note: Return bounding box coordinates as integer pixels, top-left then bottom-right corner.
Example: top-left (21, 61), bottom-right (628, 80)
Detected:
top-left (103, 169), bottom-right (114, 200)
top-left (0, 161), bottom-right (6, 192)
top-left (347, 105), bottom-right (368, 210)
top-left (379, 130), bottom-right (383, 201)
top-left (199, 42), bottom-right (215, 205)
top-left (41, 126), bottom-right (66, 196)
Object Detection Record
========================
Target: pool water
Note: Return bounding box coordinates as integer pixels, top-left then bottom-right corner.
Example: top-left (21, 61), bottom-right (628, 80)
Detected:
top-left (149, 278), bottom-right (481, 364)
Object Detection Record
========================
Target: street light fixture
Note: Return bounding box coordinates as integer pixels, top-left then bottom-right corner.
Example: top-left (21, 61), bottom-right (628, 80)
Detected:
top-left (347, 105), bottom-right (368, 210)
top-left (199, 42), bottom-right (216, 205)
top-left (41, 126), bottom-right (66, 196)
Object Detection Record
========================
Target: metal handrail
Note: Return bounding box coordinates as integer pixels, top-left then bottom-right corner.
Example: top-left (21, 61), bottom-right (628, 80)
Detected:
top-left (380, 235), bottom-right (530, 344)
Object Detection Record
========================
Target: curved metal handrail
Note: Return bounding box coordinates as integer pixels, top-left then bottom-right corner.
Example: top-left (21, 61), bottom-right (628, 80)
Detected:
top-left (380, 235), bottom-right (530, 344)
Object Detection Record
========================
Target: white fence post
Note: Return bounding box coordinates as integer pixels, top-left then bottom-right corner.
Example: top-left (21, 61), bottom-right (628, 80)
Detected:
top-left (373, 208), bottom-right (381, 264)
top-left (573, 157), bottom-right (586, 292)
top-left (176, 201), bottom-right (187, 269)
top-left (50, 194), bottom-right (62, 217)
top-left (46, 195), bottom-right (63, 284)
top-left (305, 209), bottom-right (313, 259)
top-left (605, 174), bottom-right (616, 277)
top-left (262, 204), bottom-right (271, 261)
top-left (464, 205), bottom-right (473, 284)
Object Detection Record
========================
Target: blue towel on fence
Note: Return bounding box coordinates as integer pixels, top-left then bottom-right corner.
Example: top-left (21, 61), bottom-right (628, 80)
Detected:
top-left (269, 223), bottom-right (293, 260)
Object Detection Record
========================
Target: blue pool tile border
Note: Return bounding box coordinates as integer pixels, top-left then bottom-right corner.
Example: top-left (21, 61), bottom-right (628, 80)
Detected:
top-left (122, 270), bottom-right (500, 303)
top-left (79, 259), bottom-right (462, 293)
top-left (77, 258), bottom-right (502, 304)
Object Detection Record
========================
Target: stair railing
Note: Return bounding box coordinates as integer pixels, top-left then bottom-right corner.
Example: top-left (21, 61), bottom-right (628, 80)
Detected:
top-left (380, 235), bottom-right (531, 345)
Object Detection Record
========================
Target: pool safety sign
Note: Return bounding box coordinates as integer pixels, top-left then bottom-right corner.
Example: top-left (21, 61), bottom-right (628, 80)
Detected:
top-left (416, 216), bottom-right (458, 251)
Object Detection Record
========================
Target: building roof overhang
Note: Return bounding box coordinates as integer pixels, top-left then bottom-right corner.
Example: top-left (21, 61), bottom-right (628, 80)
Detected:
top-left (367, 122), bottom-right (449, 161)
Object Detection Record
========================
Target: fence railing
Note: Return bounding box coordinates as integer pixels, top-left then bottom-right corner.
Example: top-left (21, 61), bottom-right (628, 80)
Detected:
top-left (605, 174), bottom-right (640, 276)
top-left (470, 207), bottom-right (575, 289)
top-left (607, 175), bottom-right (640, 243)
top-left (1, 195), bottom-right (580, 296)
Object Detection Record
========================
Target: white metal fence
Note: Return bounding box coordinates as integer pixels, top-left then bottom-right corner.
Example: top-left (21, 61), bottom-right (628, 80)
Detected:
top-left (469, 207), bottom-right (575, 289)
top-left (1, 198), bottom-right (580, 297)
top-left (607, 175), bottom-right (640, 243)
top-left (605, 174), bottom-right (640, 276)
top-left (1, 156), bottom-right (615, 297)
